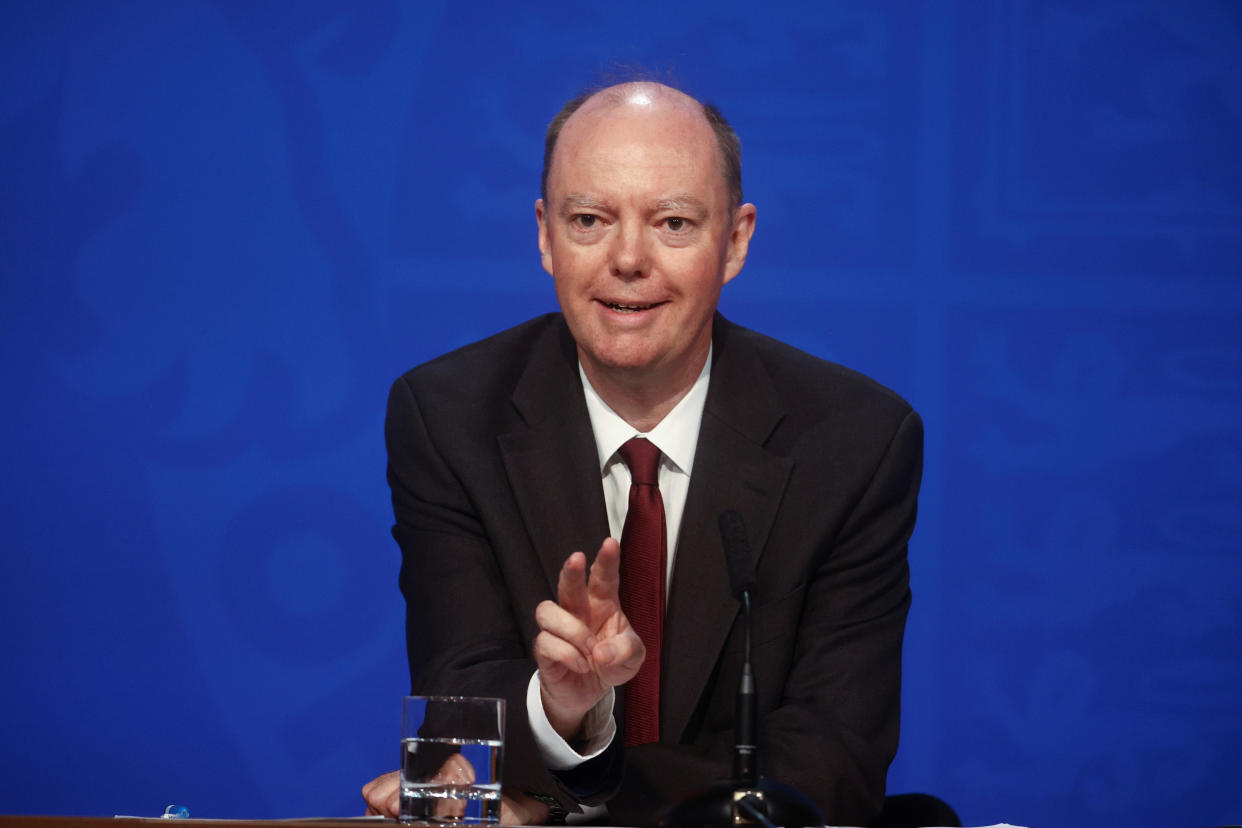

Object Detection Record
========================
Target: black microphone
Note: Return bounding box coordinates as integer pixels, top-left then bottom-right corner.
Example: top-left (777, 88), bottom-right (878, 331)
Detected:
top-left (718, 509), bottom-right (759, 787)
top-left (719, 508), bottom-right (757, 599)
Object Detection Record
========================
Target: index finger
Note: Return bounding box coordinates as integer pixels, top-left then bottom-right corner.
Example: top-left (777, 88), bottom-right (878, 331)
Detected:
top-left (557, 550), bottom-right (590, 621)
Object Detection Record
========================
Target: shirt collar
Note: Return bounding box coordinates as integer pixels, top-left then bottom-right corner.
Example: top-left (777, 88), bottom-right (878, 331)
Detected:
top-left (579, 347), bottom-right (712, 477)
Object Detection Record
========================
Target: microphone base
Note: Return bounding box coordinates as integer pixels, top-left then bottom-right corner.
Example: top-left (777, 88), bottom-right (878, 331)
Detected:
top-left (660, 778), bottom-right (824, 828)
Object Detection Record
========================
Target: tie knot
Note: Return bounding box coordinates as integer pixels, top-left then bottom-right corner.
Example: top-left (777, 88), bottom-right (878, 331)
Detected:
top-left (619, 437), bottom-right (661, 486)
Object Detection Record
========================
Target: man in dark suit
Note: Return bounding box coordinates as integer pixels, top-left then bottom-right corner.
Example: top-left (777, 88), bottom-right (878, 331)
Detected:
top-left (363, 81), bottom-right (921, 826)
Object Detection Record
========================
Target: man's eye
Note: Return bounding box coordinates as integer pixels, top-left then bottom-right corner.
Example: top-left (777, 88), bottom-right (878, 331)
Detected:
top-left (573, 215), bottom-right (598, 229)
top-left (665, 217), bottom-right (688, 232)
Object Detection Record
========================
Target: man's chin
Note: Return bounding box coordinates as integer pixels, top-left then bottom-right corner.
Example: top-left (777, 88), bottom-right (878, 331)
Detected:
top-left (581, 348), bottom-right (662, 377)
top-left (578, 341), bottom-right (708, 388)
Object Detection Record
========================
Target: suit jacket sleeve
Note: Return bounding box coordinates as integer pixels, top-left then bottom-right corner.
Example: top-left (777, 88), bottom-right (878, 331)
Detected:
top-left (759, 406), bottom-right (919, 824)
top-left (386, 371), bottom-right (563, 801)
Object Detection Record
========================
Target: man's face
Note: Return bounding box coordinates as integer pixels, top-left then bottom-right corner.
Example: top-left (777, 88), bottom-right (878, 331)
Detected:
top-left (536, 88), bottom-right (756, 391)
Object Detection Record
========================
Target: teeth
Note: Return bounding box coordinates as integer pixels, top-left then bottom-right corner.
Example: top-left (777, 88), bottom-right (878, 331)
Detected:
top-left (607, 302), bottom-right (653, 313)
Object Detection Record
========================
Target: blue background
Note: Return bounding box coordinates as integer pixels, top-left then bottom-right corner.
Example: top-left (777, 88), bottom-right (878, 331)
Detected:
top-left (2, 2), bottom-right (1240, 826)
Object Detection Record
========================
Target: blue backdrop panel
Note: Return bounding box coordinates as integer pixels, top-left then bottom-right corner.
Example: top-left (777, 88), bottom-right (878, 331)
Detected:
top-left (1, 2), bottom-right (1239, 826)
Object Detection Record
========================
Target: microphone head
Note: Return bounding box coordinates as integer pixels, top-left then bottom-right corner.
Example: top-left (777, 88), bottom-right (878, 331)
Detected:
top-left (718, 509), bottom-right (758, 600)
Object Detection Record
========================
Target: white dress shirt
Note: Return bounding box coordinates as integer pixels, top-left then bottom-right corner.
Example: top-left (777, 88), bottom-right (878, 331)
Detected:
top-left (524, 349), bottom-right (712, 774)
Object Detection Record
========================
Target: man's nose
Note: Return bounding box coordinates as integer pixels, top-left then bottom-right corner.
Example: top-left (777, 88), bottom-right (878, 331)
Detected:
top-left (609, 220), bottom-right (649, 278)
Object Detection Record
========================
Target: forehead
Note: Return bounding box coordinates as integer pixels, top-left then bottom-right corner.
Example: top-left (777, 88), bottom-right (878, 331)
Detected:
top-left (549, 95), bottom-right (727, 205)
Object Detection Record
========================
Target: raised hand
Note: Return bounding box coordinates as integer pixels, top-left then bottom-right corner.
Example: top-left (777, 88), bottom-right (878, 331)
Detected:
top-left (533, 537), bottom-right (645, 740)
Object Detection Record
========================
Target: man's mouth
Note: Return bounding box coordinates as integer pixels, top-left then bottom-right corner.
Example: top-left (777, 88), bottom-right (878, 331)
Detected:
top-left (603, 301), bottom-right (661, 313)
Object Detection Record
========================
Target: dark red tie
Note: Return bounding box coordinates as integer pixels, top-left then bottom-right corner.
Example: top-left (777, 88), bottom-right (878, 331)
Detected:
top-left (618, 437), bottom-right (666, 747)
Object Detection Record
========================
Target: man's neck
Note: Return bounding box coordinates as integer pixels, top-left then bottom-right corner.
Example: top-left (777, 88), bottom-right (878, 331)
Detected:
top-left (579, 348), bottom-right (711, 433)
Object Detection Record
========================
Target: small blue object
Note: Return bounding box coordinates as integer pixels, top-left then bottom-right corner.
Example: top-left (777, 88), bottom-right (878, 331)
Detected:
top-left (161, 805), bottom-right (190, 819)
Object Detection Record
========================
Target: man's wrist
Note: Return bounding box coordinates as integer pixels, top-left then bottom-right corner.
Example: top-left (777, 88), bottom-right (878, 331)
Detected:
top-left (526, 671), bottom-right (616, 770)
top-left (540, 682), bottom-right (592, 744)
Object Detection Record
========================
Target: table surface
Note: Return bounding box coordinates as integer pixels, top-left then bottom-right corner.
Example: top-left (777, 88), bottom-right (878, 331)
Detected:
top-left (0, 819), bottom-right (397, 827)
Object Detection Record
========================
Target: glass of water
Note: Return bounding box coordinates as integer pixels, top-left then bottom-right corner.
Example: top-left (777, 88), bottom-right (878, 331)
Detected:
top-left (400, 695), bottom-right (505, 823)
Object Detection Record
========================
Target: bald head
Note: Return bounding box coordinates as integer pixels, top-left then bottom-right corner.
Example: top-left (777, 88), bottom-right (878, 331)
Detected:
top-left (541, 82), bottom-right (743, 210)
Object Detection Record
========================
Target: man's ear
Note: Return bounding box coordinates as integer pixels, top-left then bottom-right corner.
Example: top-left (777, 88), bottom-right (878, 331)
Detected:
top-left (535, 199), bottom-right (554, 276)
top-left (722, 202), bottom-right (757, 285)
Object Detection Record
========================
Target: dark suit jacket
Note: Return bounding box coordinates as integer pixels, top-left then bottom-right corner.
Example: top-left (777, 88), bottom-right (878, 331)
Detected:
top-left (386, 313), bottom-right (921, 826)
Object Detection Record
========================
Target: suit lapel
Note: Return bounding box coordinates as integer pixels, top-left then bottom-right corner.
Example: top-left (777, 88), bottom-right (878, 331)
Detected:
top-left (499, 320), bottom-right (610, 597)
top-left (661, 317), bottom-right (792, 742)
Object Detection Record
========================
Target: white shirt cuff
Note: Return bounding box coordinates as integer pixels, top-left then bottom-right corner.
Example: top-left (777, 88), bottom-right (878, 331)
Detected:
top-left (524, 670), bottom-right (616, 771)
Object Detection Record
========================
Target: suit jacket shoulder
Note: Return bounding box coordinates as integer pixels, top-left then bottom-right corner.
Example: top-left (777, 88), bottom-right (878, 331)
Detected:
top-left (394, 313), bottom-right (575, 421)
top-left (709, 317), bottom-right (915, 448)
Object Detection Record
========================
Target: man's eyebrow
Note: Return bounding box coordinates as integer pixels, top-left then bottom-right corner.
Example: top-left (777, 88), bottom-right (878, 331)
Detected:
top-left (559, 193), bottom-right (609, 215)
top-left (652, 195), bottom-right (710, 216)
top-left (556, 193), bottom-right (712, 217)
